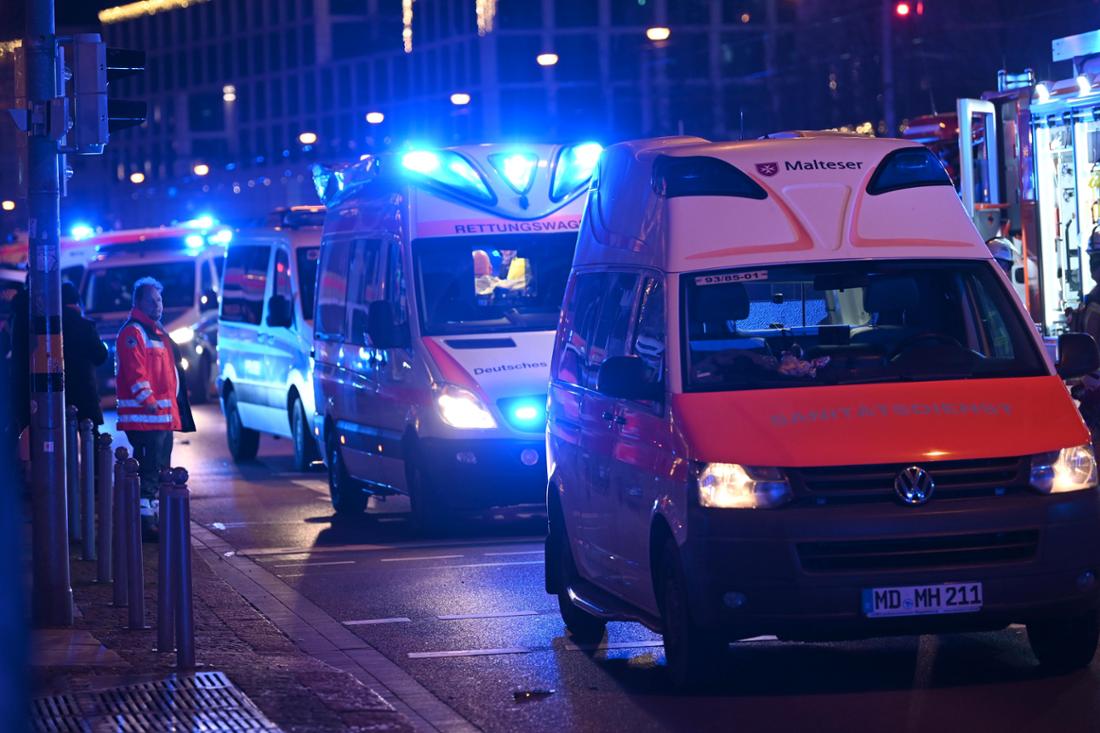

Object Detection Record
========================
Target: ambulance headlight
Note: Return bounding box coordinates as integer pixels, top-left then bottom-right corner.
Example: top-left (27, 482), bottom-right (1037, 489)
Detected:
top-left (436, 384), bottom-right (497, 430)
top-left (696, 463), bottom-right (792, 509)
top-left (1030, 445), bottom-right (1098, 494)
top-left (170, 326), bottom-right (195, 344)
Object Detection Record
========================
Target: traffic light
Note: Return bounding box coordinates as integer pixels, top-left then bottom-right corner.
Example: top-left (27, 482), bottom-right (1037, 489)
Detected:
top-left (67, 33), bottom-right (146, 155)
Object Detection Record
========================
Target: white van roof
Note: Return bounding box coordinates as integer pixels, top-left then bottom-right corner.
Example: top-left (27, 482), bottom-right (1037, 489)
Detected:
top-left (575, 135), bottom-right (989, 273)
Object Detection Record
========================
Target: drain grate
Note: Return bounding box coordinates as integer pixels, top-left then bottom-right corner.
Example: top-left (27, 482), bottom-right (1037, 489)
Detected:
top-left (33, 671), bottom-right (280, 732)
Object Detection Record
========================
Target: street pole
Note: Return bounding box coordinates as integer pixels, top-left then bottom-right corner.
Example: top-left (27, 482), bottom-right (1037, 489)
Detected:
top-left (881, 0), bottom-right (897, 137)
top-left (26, 0), bottom-right (72, 627)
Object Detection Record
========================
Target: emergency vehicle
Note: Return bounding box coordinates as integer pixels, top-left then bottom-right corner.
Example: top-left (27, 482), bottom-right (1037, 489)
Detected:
top-left (546, 133), bottom-right (1100, 688)
top-left (311, 142), bottom-right (598, 528)
top-left (217, 206), bottom-right (325, 471)
top-left (79, 223), bottom-right (232, 402)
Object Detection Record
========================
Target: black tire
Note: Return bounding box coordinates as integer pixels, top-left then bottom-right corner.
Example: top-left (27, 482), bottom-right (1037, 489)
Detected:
top-left (189, 354), bottom-right (211, 405)
top-left (326, 430), bottom-right (367, 515)
top-left (658, 539), bottom-right (726, 690)
top-left (549, 500), bottom-right (606, 643)
top-left (291, 397), bottom-right (319, 472)
top-left (225, 390), bottom-right (259, 462)
top-left (1027, 611), bottom-right (1100, 672)
top-left (406, 459), bottom-right (445, 535)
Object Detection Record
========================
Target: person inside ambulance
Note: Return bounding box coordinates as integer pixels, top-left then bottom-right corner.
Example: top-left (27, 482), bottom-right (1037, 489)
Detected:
top-left (116, 277), bottom-right (196, 540)
top-left (472, 248), bottom-right (526, 297)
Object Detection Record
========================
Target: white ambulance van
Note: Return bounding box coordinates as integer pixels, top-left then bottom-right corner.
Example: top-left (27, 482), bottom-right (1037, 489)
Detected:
top-left (546, 133), bottom-right (1100, 688)
top-left (80, 224), bottom-right (231, 402)
top-left (217, 206), bottom-right (324, 470)
top-left (311, 142), bottom-right (599, 528)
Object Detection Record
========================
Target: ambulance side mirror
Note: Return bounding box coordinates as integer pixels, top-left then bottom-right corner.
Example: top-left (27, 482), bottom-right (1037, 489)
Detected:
top-left (367, 300), bottom-right (409, 349)
top-left (1056, 332), bottom-right (1100, 380)
top-left (597, 356), bottom-right (662, 402)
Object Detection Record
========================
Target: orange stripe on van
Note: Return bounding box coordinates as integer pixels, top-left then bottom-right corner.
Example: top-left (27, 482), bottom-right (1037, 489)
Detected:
top-left (421, 337), bottom-right (489, 399)
top-left (672, 376), bottom-right (1088, 467)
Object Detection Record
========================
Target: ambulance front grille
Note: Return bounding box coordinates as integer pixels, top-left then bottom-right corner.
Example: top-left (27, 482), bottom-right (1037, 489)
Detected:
top-left (788, 456), bottom-right (1026, 504)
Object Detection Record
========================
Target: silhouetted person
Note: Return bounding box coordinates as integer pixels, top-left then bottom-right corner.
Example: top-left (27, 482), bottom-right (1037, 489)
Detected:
top-left (61, 281), bottom-right (108, 426)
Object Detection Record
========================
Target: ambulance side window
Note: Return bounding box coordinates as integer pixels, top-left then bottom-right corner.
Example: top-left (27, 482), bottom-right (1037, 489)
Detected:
top-left (345, 238), bottom-right (382, 346)
top-left (584, 273), bottom-right (640, 390)
top-left (554, 272), bottom-right (609, 388)
top-left (632, 277), bottom-right (666, 391)
top-left (385, 240), bottom-right (409, 329)
top-left (221, 244), bottom-right (270, 325)
top-left (316, 238), bottom-right (352, 341)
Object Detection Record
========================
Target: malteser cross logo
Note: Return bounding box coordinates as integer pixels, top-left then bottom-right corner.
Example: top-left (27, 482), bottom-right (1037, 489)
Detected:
top-left (755, 162), bottom-right (779, 177)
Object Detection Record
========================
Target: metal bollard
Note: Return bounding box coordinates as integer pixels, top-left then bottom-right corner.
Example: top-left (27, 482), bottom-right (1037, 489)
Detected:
top-left (156, 468), bottom-right (176, 653)
top-left (96, 433), bottom-right (114, 583)
top-left (66, 405), bottom-right (80, 542)
top-left (111, 447), bottom-right (129, 607)
top-left (79, 420), bottom-right (96, 562)
top-left (123, 457), bottom-right (147, 630)
top-left (166, 468), bottom-right (195, 669)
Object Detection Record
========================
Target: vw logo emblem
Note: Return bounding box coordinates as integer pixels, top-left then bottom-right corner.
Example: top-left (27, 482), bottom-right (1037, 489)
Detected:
top-left (894, 466), bottom-right (935, 505)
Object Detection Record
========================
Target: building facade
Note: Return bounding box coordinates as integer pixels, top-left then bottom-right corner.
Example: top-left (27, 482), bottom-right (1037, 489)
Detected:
top-left (75, 0), bottom-right (795, 228)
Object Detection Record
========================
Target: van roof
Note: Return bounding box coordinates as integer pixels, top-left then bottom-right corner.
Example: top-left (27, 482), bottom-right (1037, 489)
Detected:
top-left (233, 226), bottom-right (322, 251)
top-left (575, 135), bottom-right (988, 273)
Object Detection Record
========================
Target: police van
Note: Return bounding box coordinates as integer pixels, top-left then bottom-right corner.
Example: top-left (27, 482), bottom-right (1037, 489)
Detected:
top-left (311, 142), bottom-right (599, 528)
top-left (80, 224), bottom-right (231, 402)
top-left (217, 206), bottom-right (324, 470)
top-left (545, 133), bottom-right (1100, 687)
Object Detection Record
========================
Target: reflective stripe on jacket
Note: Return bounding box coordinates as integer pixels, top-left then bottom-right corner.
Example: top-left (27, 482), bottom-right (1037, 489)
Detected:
top-left (115, 309), bottom-right (182, 431)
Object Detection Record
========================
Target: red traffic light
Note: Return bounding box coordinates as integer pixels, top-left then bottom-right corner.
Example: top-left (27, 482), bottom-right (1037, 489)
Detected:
top-left (895, 2), bottom-right (911, 16)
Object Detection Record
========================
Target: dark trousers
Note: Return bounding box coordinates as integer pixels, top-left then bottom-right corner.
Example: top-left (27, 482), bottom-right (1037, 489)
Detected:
top-left (126, 430), bottom-right (174, 501)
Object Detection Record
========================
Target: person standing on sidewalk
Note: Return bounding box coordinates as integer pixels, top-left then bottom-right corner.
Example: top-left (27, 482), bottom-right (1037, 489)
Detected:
top-left (61, 281), bottom-right (108, 427)
top-left (115, 277), bottom-right (195, 540)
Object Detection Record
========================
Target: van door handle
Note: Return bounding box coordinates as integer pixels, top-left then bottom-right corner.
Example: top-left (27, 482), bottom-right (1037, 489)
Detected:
top-left (601, 411), bottom-right (626, 426)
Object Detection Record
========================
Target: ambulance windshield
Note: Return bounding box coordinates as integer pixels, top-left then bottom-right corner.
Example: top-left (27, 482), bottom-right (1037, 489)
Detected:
top-left (413, 232), bottom-right (577, 335)
top-left (682, 260), bottom-right (1045, 392)
top-left (84, 261), bottom-right (197, 314)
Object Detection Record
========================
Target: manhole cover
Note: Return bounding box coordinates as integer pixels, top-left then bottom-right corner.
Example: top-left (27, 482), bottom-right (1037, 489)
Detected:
top-left (33, 671), bottom-right (280, 732)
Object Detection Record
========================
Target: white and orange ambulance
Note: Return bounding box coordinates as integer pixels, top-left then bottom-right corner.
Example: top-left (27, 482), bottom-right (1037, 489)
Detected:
top-left (311, 142), bottom-right (599, 529)
top-left (545, 132), bottom-right (1100, 688)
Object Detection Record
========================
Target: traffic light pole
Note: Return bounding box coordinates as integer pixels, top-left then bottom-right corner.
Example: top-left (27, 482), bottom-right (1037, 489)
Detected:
top-left (881, 0), bottom-right (897, 137)
top-left (26, 0), bottom-right (72, 628)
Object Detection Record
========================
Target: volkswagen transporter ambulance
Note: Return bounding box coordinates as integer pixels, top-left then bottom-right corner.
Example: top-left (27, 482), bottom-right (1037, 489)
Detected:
top-left (311, 142), bottom-right (599, 529)
top-left (545, 133), bottom-right (1100, 688)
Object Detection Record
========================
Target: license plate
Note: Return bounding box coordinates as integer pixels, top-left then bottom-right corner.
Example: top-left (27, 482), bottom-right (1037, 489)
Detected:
top-left (862, 582), bottom-right (983, 618)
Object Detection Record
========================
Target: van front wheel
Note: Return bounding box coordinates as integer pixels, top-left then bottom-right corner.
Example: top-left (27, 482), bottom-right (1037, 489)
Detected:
top-left (291, 397), bottom-right (319, 472)
top-left (406, 460), bottom-right (444, 535)
top-left (225, 391), bottom-right (259, 462)
top-left (326, 431), bottom-right (366, 515)
top-left (1027, 611), bottom-right (1100, 672)
top-left (659, 539), bottom-right (726, 690)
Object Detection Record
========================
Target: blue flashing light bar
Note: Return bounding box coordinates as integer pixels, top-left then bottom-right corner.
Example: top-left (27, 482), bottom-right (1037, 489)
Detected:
top-left (401, 149), bottom-right (494, 203)
top-left (185, 214), bottom-right (217, 229)
top-left (550, 142), bottom-right (603, 201)
top-left (501, 397), bottom-right (547, 431)
top-left (489, 152), bottom-right (539, 195)
top-left (209, 229), bottom-right (233, 245)
top-left (70, 223), bottom-right (94, 240)
top-left (185, 234), bottom-right (205, 249)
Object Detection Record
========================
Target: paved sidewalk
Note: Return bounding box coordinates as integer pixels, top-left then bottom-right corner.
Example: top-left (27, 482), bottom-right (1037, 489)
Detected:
top-left (32, 541), bottom-right (415, 733)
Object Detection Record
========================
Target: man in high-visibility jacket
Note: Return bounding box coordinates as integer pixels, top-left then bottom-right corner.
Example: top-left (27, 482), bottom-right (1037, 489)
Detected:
top-left (116, 276), bottom-right (195, 539)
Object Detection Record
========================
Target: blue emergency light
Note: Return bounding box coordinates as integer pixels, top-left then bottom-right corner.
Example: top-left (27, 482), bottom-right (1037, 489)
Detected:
top-left (70, 223), bottom-right (94, 240)
top-left (489, 152), bottom-right (539, 194)
top-left (500, 396), bottom-right (547, 431)
top-left (401, 149), bottom-right (494, 203)
top-left (550, 142), bottom-right (602, 201)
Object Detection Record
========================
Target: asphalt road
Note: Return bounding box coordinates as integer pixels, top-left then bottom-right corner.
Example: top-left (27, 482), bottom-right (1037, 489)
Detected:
top-left (125, 404), bottom-right (1100, 733)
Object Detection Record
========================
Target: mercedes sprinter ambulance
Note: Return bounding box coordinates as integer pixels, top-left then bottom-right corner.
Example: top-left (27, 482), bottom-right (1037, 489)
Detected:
top-left (545, 133), bottom-right (1100, 688)
top-left (312, 142), bottom-right (599, 529)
